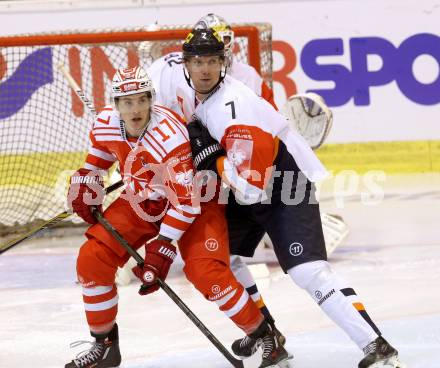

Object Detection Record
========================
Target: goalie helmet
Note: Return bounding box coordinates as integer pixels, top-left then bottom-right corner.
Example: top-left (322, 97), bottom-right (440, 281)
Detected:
top-left (194, 13), bottom-right (234, 67)
top-left (111, 66), bottom-right (155, 101)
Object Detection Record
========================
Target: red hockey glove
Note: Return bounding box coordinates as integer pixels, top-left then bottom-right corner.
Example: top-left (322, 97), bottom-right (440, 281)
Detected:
top-left (132, 239), bottom-right (177, 295)
top-left (67, 168), bottom-right (104, 224)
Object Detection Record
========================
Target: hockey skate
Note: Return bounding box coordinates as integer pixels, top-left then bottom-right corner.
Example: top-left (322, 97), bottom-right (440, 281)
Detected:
top-left (359, 336), bottom-right (405, 368)
top-left (232, 321), bottom-right (286, 358)
top-left (233, 321), bottom-right (291, 367)
top-left (65, 324), bottom-right (121, 368)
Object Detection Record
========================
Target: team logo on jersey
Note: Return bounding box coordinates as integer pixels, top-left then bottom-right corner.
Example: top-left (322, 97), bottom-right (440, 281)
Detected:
top-left (289, 242), bottom-right (303, 256)
top-left (205, 238), bottom-right (219, 252)
top-left (175, 166), bottom-right (194, 195)
top-left (226, 139), bottom-right (253, 171)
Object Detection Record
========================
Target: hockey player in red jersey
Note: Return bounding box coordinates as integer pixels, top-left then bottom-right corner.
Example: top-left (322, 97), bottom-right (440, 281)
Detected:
top-left (64, 66), bottom-right (278, 368)
top-left (182, 28), bottom-right (404, 368)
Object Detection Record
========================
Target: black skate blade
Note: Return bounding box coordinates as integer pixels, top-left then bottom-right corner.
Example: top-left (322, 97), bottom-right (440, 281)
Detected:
top-left (368, 355), bottom-right (405, 368)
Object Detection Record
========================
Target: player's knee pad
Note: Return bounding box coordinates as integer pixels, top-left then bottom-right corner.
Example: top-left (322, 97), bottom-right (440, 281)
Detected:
top-left (77, 239), bottom-right (119, 286)
top-left (183, 258), bottom-right (240, 302)
top-left (288, 260), bottom-right (348, 303)
top-left (287, 260), bottom-right (335, 290)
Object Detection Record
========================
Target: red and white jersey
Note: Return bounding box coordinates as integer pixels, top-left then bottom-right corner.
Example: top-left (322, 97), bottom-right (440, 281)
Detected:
top-left (83, 105), bottom-right (199, 241)
top-left (147, 52), bottom-right (276, 120)
top-left (189, 75), bottom-right (328, 202)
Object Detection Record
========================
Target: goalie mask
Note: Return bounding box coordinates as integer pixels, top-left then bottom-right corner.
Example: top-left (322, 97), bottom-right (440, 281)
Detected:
top-left (111, 66), bottom-right (156, 102)
top-left (182, 28), bottom-right (227, 94)
top-left (194, 13), bottom-right (234, 67)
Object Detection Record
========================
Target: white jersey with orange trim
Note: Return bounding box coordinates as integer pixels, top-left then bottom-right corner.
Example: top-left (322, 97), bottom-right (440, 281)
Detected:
top-left (83, 104), bottom-right (199, 241)
top-left (147, 52), bottom-right (276, 119)
top-left (191, 75), bottom-right (328, 202)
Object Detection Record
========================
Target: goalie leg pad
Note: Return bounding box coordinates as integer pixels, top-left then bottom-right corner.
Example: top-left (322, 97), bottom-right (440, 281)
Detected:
top-left (288, 260), bottom-right (381, 349)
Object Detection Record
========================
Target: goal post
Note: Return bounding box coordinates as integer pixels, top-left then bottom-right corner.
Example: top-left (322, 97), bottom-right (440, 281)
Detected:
top-left (0, 23), bottom-right (273, 236)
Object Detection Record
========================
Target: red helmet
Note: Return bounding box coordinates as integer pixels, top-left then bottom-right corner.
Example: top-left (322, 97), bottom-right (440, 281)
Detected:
top-left (111, 66), bottom-right (155, 101)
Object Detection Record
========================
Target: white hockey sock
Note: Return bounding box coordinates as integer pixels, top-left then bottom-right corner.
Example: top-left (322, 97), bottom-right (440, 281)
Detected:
top-left (288, 260), bottom-right (380, 349)
top-left (230, 255), bottom-right (262, 301)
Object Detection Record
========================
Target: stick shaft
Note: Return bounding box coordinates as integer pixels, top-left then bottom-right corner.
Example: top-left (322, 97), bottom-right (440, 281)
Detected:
top-left (58, 63), bottom-right (97, 116)
top-left (0, 180), bottom-right (123, 255)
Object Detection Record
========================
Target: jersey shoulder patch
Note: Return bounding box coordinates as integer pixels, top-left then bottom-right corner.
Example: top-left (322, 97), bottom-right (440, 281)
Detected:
top-left (93, 105), bottom-right (120, 129)
top-left (91, 106), bottom-right (122, 142)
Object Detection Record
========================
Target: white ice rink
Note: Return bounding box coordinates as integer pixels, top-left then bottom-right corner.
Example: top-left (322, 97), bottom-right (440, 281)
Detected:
top-left (1, 174), bottom-right (439, 368)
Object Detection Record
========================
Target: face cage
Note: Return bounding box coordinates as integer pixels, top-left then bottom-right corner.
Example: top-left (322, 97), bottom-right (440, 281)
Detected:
top-left (211, 28), bottom-right (233, 67)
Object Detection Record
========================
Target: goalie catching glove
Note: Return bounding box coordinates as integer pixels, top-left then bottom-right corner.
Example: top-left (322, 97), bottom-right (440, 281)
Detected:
top-left (67, 168), bottom-right (104, 224)
top-left (187, 119), bottom-right (225, 172)
top-left (132, 239), bottom-right (177, 295)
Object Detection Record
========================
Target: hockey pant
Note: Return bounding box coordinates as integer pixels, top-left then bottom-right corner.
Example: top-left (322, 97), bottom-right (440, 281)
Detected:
top-left (76, 197), bottom-right (263, 335)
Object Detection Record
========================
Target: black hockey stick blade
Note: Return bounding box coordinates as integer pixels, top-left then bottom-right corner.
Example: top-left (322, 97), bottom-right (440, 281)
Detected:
top-left (93, 210), bottom-right (245, 368)
top-left (0, 180), bottom-right (124, 255)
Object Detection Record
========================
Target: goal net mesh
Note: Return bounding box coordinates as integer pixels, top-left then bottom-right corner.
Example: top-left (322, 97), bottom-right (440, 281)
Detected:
top-left (0, 23), bottom-right (272, 237)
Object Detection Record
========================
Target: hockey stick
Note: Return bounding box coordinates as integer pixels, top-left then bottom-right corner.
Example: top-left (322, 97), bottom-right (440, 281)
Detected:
top-left (57, 63), bottom-right (97, 116)
top-left (93, 210), bottom-right (246, 368)
top-left (0, 180), bottom-right (124, 255)
top-left (284, 92), bottom-right (333, 150)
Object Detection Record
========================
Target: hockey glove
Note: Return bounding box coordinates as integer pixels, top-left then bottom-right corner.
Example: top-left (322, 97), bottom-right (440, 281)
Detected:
top-left (67, 168), bottom-right (104, 224)
top-left (132, 239), bottom-right (177, 295)
top-left (187, 119), bottom-right (225, 172)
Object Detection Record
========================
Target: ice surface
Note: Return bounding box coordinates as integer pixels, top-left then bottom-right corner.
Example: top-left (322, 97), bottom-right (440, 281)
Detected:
top-left (1, 174), bottom-right (439, 367)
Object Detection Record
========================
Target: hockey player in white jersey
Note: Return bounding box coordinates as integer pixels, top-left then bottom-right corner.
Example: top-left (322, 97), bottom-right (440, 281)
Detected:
top-left (146, 13), bottom-right (289, 354)
top-left (181, 28), bottom-right (404, 368)
top-left (148, 14), bottom-right (276, 113)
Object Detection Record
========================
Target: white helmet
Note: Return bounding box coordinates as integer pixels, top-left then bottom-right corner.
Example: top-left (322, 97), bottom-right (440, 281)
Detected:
top-left (111, 66), bottom-right (155, 101)
top-left (194, 13), bottom-right (234, 67)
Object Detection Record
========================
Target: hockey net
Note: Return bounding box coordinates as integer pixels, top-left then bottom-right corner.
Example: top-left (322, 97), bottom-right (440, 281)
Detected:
top-left (0, 23), bottom-right (272, 237)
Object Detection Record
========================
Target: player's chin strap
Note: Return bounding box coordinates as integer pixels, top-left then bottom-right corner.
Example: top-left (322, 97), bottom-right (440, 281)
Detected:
top-left (183, 65), bottom-right (227, 98)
